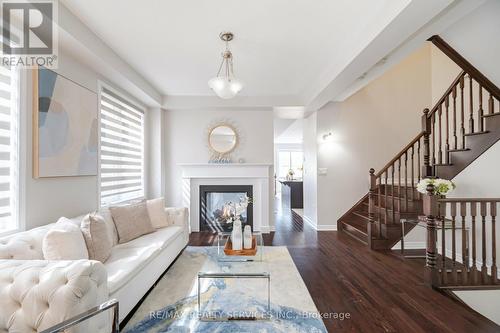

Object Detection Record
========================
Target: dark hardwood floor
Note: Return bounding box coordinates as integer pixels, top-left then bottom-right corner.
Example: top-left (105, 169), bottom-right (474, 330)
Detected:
top-left (189, 199), bottom-right (500, 333)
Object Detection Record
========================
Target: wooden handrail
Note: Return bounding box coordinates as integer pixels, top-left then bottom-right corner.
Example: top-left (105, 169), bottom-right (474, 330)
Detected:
top-left (375, 131), bottom-right (424, 178)
top-left (429, 35), bottom-right (500, 100)
top-left (438, 198), bottom-right (500, 203)
top-left (427, 70), bottom-right (465, 118)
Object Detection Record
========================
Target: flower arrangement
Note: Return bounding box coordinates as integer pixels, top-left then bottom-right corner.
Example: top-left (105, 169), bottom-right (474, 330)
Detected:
top-left (223, 195), bottom-right (252, 225)
top-left (417, 178), bottom-right (456, 196)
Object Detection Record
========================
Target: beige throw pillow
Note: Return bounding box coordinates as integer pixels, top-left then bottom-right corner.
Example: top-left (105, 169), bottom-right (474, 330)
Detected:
top-left (42, 217), bottom-right (89, 260)
top-left (110, 201), bottom-right (155, 244)
top-left (147, 197), bottom-right (169, 228)
top-left (97, 208), bottom-right (119, 246)
top-left (81, 213), bottom-right (112, 262)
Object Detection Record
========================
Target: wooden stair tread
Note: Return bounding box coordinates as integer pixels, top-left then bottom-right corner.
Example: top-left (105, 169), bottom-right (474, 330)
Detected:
top-left (464, 130), bottom-right (490, 137)
top-left (374, 193), bottom-right (421, 201)
top-left (447, 148), bottom-right (470, 152)
top-left (361, 202), bottom-right (420, 215)
top-left (339, 214), bottom-right (369, 245)
top-left (482, 112), bottom-right (500, 118)
top-left (340, 215), bottom-right (368, 233)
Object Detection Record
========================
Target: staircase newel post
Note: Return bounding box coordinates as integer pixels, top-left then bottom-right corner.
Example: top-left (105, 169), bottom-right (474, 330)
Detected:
top-left (422, 108), bottom-right (433, 178)
top-left (367, 168), bottom-right (377, 248)
top-left (423, 183), bottom-right (439, 288)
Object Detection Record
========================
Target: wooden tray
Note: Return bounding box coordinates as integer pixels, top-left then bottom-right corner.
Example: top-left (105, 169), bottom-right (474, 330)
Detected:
top-left (224, 236), bottom-right (257, 256)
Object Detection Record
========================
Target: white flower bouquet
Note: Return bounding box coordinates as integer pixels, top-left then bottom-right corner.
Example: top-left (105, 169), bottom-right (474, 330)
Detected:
top-left (417, 178), bottom-right (456, 196)
top-left (224, 195), bottom-right (252, 224)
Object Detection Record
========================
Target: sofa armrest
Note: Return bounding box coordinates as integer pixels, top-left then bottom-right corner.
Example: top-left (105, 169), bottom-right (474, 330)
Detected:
top-left (0, 259), bottom-right (109, 332)
top-left (165, 207), bottom-right (190, 235)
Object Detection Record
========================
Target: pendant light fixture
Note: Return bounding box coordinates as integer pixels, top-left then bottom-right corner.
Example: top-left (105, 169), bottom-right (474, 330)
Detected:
top-left (208, 32), bottom-right (243, 99)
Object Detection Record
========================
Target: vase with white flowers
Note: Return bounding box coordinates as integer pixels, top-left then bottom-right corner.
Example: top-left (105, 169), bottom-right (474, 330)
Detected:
top-left (222, 195), bottom-right (252, 230)
top-left (417, 178), bottom-right (456, 196)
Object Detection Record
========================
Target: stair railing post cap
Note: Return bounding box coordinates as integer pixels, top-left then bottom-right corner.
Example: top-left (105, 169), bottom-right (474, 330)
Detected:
top-left (369, 168), bottom-right (375, 174)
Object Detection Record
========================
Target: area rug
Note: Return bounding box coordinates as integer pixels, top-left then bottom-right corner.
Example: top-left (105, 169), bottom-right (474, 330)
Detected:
top-left (124, 246), bottom-right (327, 333)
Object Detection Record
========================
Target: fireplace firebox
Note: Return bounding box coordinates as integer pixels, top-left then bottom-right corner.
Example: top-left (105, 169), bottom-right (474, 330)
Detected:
top-left (199, 185), bottom-right (253, 232)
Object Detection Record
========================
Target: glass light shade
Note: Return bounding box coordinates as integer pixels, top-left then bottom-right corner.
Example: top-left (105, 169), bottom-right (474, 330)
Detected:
top-left (208, 76), bottom-right (244, 99)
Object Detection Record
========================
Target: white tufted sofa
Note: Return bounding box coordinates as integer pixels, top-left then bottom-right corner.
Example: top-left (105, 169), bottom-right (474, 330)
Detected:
top-left (0, 207), bottom-right (189, 332)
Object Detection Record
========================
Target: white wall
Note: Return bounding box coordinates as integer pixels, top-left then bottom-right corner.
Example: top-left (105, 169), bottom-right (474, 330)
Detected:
top-left (303, 113), bottom-right (318, 227)
top-left (441, 0), bottom-right (500, 88)
top-left (146, 108), bottom-right (165, 199)
top-left (163, 109), bottom-right (274, 227)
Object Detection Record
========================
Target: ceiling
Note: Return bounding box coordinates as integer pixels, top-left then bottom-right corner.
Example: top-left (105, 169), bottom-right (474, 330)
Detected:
top-left (60, 0), bottom-right (412, 100)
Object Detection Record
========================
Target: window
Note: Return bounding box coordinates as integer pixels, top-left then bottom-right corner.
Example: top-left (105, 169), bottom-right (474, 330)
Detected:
top-left (278, 151), bottom-right (303, 179)
top-left (99, 87), bottom-right (144, 206)
top-left (0, 64), bottom-right (19, 233)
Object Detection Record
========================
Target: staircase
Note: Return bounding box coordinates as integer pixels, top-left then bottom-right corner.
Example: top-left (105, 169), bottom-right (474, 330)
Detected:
top-left (338, 36), bottom-right (500, 251)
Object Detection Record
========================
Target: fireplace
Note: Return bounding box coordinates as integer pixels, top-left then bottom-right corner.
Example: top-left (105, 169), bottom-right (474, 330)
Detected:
top-left (199, 185), bottom-right (253, 232)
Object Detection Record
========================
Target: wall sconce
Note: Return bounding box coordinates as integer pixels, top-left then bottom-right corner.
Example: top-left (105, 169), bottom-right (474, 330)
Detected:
top-left (322, 132), bottom-right (333, 142)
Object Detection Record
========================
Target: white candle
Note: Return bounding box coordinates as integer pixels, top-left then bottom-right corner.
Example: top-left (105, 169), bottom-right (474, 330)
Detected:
top-left (243, 225), bottom-right (252, 249)
top-left (231, 219), bottom-right (242, 250)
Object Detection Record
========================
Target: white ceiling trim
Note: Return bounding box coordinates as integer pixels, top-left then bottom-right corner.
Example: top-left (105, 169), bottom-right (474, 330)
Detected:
top-left (162, 95), bottom-right (302, 111)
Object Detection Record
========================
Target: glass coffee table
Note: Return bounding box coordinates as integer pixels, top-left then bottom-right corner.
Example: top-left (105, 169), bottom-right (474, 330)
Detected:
top-left (216, 231), bottom-right (264, 262)
top-left (197, 231), bottom-right (269, 321)
top-left (197, 272), bottom-right (271, 321)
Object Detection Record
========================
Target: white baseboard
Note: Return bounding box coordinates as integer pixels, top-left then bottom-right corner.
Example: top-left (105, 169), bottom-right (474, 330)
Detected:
top-left (302, 215), bottom-right (337, 231)
top-left (316, 224), bottom-right (338, 231)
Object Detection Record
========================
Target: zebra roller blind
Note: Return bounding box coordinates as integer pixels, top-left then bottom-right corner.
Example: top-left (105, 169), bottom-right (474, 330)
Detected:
top-left (100, 88), bottom-right (144, 206)
top-left (0, 64), bottom-right (19, 232)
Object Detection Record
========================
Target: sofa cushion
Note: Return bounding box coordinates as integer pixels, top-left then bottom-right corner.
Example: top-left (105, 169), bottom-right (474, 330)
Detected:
top-left (110, 202), bottom-right (155, 244)
top-left (147, 197), bottom-right (169, 228)
top-left (81, 214), bottom-right (112, 262)
top-left (105, 226), bottom-right (183, 293)
top-left (42, 218), bottom-right (89, 260)
top-left (97, 208), bottom-right (119, 246)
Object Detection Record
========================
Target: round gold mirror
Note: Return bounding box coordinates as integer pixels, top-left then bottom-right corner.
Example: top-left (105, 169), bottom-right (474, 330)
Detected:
top-left (208, 125), bottom-right (238, 154)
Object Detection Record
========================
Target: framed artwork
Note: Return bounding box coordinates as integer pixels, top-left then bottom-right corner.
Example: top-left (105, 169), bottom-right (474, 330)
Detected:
top-left (33, 67), bottom-right (98, 178)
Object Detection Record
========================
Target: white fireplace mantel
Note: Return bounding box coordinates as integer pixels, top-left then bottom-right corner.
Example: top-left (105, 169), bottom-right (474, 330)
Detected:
top-left (179, 163), bottom-right (272, 233)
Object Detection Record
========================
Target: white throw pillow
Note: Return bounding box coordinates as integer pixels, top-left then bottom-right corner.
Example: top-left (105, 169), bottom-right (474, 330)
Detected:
top-left (147, 197), bottom-right (169, 228)
top-left (42, 217), bottom-right (89, 260)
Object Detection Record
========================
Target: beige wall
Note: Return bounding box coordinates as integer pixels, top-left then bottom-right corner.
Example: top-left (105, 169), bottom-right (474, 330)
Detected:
top-left (431, 45), bottom-right (461, 105)
top-left (316, 44), bottom-right (433, 226)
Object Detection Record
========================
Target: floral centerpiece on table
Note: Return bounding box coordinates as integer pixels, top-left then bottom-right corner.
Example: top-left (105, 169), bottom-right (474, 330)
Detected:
top-left (220, 195), bottom-right (252, 228)
top-left (417, 178), bottom-right (456, 196)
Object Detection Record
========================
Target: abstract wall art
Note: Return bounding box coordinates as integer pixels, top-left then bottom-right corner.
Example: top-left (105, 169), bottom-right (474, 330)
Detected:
top-left (33, 67), bottom-right (98, 178)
